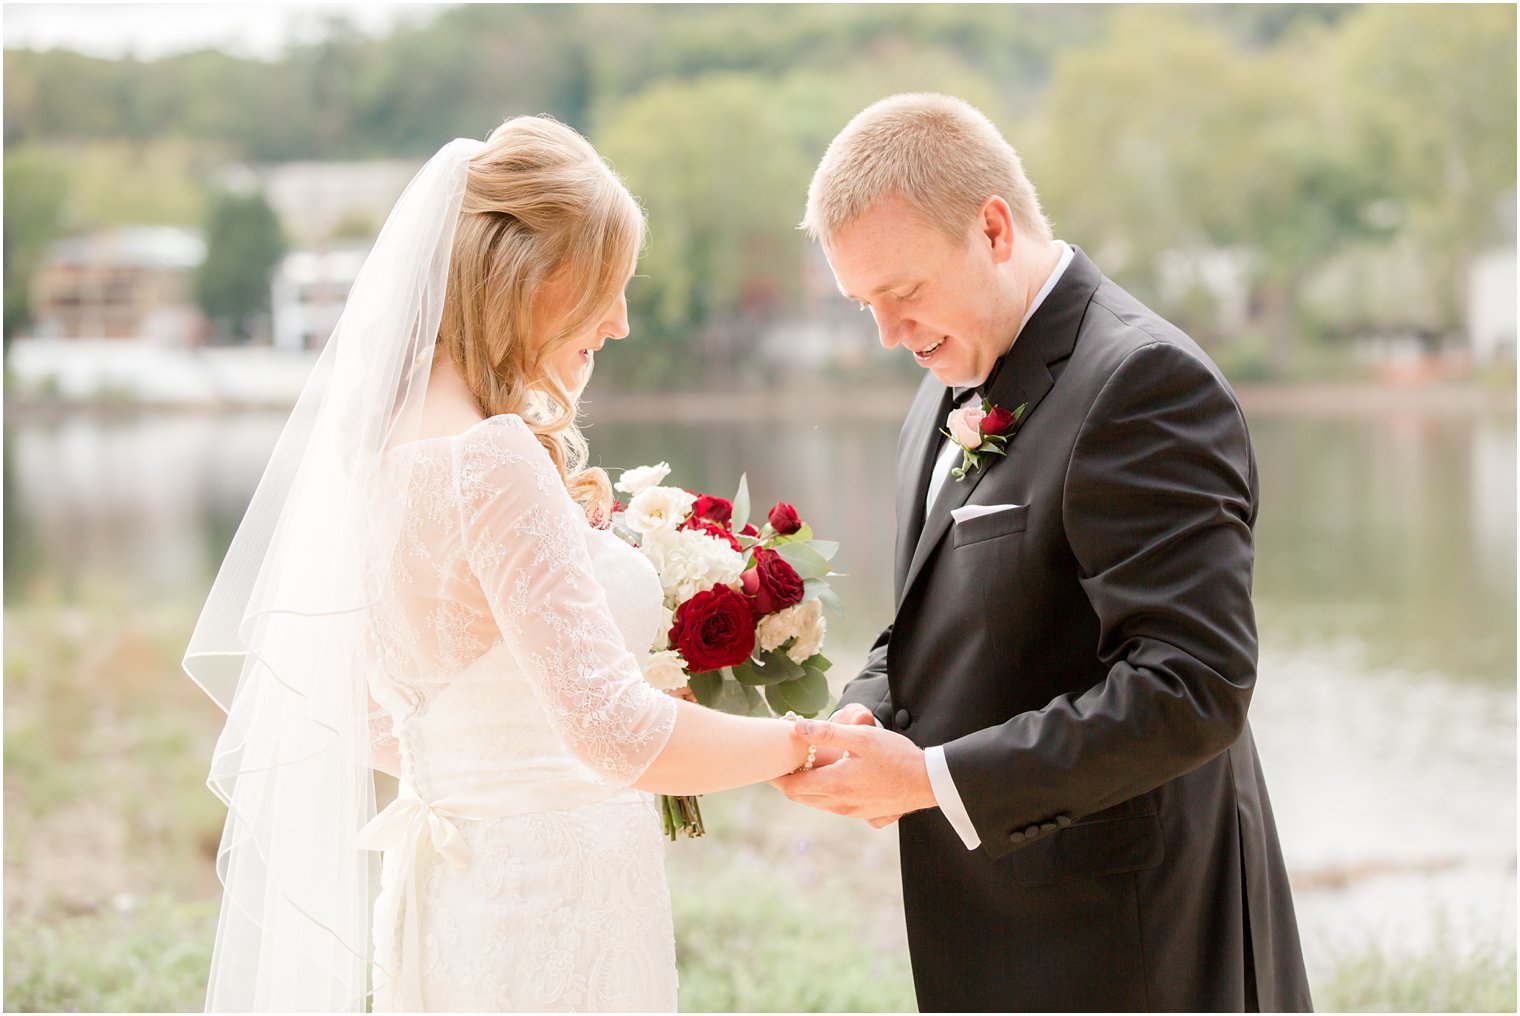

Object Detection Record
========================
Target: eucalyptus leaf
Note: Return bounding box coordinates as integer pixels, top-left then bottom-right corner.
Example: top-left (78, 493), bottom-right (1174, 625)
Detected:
top-left (731, 474), bottom-right (751, 532)
top-left (774, 542), bottom-right (830, 580)
top-left (800, 653), bottom-right (832, 673)
top-left (689, 670), bottom-right (724, 709)
top-left (811, 583), bottom-right (844, 616)
top-left (764, 669), bottom-right (830, 717)
top-left (806, 539), bottom-right (840, 561)
top-left (713, 674), bottom-right (765, 716)
top-left (732, 653), bottom-right (802, 686)
top-left (760, 650), bottom-right (806, 681)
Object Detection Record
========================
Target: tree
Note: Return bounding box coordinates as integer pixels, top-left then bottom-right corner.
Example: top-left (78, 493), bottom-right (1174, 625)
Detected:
top-left (3, 147), bottom-right (71, 343)
top-left (195, 190), bottom-right (286, 343)
top-left (1330, 4), bottom-right (1517, 334)
top-left (1032, 9), bottom-right (1372, 367)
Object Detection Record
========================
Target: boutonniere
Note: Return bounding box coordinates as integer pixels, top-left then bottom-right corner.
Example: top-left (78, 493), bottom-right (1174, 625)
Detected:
top-left (941, 399), bottom-right (1028, 480)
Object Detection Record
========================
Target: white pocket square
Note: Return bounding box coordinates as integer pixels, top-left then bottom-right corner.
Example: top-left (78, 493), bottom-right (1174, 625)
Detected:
top-left (951, 503), bottom-right (1024, 523)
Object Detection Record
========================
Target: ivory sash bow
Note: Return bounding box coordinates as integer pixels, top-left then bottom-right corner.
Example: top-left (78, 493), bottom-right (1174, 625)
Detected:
top-left (356, 777), bottom-right (617, 1010)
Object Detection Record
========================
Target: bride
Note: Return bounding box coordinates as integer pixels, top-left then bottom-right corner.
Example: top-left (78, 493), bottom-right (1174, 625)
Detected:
top-left (184, 116), bottom-right (818, 1012)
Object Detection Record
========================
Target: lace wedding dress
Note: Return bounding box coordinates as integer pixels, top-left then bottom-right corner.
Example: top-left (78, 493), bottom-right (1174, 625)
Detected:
top-left (359, 413), bottom-right (680, 1012)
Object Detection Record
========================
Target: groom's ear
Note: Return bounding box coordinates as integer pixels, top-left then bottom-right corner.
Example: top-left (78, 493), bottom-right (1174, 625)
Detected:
top-left (979, 196), bottom-right (1016, 264)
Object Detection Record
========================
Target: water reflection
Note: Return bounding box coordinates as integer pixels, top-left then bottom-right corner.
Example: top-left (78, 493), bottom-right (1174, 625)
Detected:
top-left (4, 402), bottom-right (1515, 892)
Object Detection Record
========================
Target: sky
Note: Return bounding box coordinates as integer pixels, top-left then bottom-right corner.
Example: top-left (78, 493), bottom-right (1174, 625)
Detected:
top-left (3, 2), bottom-right (451, 61)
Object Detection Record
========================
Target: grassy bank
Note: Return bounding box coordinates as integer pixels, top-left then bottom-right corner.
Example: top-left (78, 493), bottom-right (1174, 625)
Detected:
top-left (5, 599), bottom-right (1515, 1012)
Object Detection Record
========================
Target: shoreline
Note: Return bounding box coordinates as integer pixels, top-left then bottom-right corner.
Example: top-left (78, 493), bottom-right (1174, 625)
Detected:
top-left (4, 379), bottom-right (1515, 424)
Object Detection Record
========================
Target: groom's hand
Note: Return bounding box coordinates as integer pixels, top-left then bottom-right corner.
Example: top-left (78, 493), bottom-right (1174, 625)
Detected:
top-left (771, 719), bottom-right (936, 823)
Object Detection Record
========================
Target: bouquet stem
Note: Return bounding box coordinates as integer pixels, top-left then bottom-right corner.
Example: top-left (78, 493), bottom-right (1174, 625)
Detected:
top-left (660, 794), bottom-right (705, 839)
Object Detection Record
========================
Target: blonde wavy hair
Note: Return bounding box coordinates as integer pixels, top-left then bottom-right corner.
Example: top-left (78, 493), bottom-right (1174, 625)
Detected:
top-left (438, 115), bottom-right (644, 521)
top-left (803, 93), bottom-right (1052, 247)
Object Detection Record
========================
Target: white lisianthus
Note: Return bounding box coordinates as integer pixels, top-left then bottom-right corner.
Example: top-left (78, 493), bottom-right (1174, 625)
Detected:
top-left (615, 462), bottom-right (672, 495)
top-left (641, 526), bottom-right (746, 605)
top-left (642, 649), bottom-right (690, 691)
top-left (756, 598), bottom-right (827, 664)
top-left (625, 485), bottom-right (697, 534)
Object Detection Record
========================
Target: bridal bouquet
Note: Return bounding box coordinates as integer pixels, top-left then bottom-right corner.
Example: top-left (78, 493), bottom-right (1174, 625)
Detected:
top-left (610, 462), bottom-right (841, 839)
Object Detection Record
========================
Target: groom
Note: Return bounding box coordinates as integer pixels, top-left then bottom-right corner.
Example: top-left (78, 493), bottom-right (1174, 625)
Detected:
top-left (775, 94), bottom-right (1313, 1012)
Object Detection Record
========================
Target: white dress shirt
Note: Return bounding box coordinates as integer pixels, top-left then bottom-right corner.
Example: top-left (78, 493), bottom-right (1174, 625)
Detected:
top-left (918, 242), bottom-right (1074, 850)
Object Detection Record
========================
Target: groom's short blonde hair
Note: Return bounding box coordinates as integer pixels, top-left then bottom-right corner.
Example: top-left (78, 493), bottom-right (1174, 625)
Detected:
top-left (803, 93), bottom-right (1052, 247)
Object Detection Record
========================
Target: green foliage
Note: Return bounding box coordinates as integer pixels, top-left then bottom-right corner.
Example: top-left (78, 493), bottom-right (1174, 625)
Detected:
top-left (670, 862), bottom-right (917, 1012)
top-left (1312, 923), bottom-right (1518, 1012)
top-left (195, 190), bottom-right (286, 340)
top-left (4, 895), bottom-right (216, 1013)
top-left (2, 5), bottom-right (1513, 375)
top-left (2, 147), bottom-right (69, 339)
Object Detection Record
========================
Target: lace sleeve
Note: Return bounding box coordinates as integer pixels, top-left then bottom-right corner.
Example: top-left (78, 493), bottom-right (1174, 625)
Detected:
top-left (454, 415), bottom-right (677, 785)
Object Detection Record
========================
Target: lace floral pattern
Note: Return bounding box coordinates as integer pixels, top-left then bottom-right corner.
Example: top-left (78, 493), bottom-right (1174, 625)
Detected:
top-left (365, 414), bottom-right (677, 1012)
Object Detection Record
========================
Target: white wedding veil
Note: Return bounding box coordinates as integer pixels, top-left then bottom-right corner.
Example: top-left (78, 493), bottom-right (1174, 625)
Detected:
top-left (183, 138), bottom-right (483, 1011)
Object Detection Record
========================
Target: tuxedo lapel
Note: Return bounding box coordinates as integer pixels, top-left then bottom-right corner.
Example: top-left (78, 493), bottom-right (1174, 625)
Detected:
top-left (897, 248), bottom-right (1101, 610)
top-left (895, 379), bottom-right (957, 601)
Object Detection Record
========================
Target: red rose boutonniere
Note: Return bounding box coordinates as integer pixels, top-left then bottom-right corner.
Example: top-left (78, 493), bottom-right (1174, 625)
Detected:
top-left (942, 398), bottom-right (1028, 480)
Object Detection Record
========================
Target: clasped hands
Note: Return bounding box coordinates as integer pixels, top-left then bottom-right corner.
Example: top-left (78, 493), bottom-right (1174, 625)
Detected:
top-left (770, 703), bottom-right (937, 828)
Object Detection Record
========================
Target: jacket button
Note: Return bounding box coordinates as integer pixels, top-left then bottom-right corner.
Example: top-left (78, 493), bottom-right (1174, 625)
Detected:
top-left (1010, 830), bottom-right (1026, 844)
top-left (1057, 814), bottom-right (1072, 827)
top-left (1025, 824), bottom-right (1042, 840)
top-left (894, 708), bottom-right (912, 730)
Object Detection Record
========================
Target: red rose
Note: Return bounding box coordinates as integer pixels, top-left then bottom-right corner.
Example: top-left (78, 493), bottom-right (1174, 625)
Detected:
top-left (679, 517), bottom-right (742, 552)
top-left (689, 495), bottom-right (733, 528)
top-left (767, 501), bottom-right (802, 535)
top-left (668, 585), bottom-right (756, 673)
top-left (740, 523), bottom-right (759, 537)
top-left (981, 406), bottom-right (1016, 436)
top-left (740, 547), bottom-right (805, 615)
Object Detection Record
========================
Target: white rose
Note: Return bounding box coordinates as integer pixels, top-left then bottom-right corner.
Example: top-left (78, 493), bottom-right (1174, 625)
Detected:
top-left (626, 485), bottom-right (697, 534)
top-left (755, 598), bottom-right (827, 664)
top-left (615, 462), bottom-right (672, 495)
top-left (651, 604), bottom-right (674, 650)
top-left (642, 649), bottom-right (690, 691)
top-left (644, 528), bottom-right (745, 604)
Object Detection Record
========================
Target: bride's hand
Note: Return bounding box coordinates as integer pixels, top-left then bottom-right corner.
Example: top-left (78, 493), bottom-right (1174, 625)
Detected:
top-left (668, 686), bottom-right (697, 703)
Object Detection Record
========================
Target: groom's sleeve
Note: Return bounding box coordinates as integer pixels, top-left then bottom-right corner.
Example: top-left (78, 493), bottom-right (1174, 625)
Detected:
top-left (941, 341), bottom-right (1259, 862)
top-left (833, 623), bottom-right (894, 726)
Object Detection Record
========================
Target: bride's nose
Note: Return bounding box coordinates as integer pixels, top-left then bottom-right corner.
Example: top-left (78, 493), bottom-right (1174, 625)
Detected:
top-left (604, 294), bottom-right (630, 341)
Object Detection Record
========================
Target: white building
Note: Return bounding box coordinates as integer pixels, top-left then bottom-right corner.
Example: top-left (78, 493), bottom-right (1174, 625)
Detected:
top-left (1467, 247), bottom-right (1517, 365)
top-left (271, 246), bottom-right (370, 352)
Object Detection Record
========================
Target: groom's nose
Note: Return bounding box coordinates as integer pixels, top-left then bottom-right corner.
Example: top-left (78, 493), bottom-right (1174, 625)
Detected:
top-left (873, 306), bottom-right (907, 349)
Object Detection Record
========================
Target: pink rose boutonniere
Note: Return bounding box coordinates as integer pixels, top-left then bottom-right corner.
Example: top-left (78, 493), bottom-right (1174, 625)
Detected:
top-left (942, 398), bottom-right (1028, 480)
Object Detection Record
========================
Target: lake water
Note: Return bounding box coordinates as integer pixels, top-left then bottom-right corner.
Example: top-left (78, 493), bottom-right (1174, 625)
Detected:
top-left (4, 391), bottom-right (1515, 966)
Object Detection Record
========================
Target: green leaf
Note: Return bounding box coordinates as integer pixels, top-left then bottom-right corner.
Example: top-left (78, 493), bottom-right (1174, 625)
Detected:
top-left (805, 539), bottom-right (839, 561)
top-left (745, 686), bottom-right (772, 717)
top-left (800, 653), bottom-right (833, 673)
top-left (764, 668), bottom-right (830, 717)
top-left (689, 670), bottom-right (725, 709)
top-left (774, 542), bottom-right (830, 580)
top-left (731, 652), bottom-right (804, 686)
top-left (731, 474), bottom-right (751, 532)
top-left (697, 669), bottom-right (767, 716)
top-left (770, 523), bottom-right (815, 546)
top-left (801, 579), bottom-right (844, 616)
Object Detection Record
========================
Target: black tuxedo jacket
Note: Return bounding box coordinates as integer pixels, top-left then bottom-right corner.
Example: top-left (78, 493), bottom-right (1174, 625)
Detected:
top-left (838, 249), bottom-right (1311, 1012)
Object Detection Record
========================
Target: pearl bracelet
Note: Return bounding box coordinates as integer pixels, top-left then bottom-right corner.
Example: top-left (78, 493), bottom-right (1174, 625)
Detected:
top-left (783, 711), bottom-right (817, 773)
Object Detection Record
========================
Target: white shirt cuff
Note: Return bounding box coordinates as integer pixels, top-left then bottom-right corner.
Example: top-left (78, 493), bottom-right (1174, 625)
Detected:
top-left (924, 745), bottom-right (981, 850)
